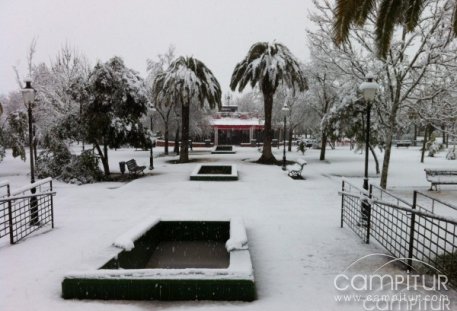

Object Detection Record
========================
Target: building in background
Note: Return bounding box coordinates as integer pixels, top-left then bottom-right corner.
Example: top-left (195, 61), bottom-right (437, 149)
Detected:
top-left (210, 105), bottom-right (264, 145)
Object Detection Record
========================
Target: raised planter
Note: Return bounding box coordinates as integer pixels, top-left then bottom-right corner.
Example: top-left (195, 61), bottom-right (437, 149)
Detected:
top-left (155, 140), bottom-right (213, 148)
top-left (190, 164), bottom-right (238, 181)
top-left (62, 218), bottom-right (255, 301)
top-left (211, 145), bottom-right (236, 154)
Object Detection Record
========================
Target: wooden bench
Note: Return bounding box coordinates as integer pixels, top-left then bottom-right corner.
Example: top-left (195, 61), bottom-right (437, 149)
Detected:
top-left (396, 140), bottom-right (412, 148)
top-left (287, 158), bottom-right (307, 179)
top-left (424, 169), bottom-right (457, 190)
top-left (126, 159), bottom-right (146, 175)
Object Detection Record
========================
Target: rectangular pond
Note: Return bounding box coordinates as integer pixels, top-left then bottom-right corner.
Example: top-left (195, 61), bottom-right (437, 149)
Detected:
top-left (62, 219), bottom-right (255, 301)
top-left (190, 164), bottom-right (238, 181)
top-left (211, 145), bottom-right (236, 154)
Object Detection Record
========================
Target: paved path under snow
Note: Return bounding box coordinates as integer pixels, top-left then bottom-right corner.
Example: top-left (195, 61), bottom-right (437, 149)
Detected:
top-left (1, 147), bottom-right (456, 310)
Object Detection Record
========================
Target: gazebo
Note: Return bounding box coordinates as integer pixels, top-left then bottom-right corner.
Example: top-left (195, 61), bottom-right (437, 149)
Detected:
top-left (210, 116), bottom-right (264, 145)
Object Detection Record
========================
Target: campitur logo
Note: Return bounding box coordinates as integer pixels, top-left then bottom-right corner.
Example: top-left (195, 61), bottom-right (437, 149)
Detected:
top-left (333, 254), bottom-right (452, 310)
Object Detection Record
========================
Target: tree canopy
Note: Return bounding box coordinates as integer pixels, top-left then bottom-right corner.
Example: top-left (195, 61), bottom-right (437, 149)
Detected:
top-left (86, 56), bottom-right (150, 174)
top-left (152, 56), bottom-right (221, 162)
top-left (230, 41), bottom-right (307, 163)
top-left (333, 0), bottom-right (457, 58)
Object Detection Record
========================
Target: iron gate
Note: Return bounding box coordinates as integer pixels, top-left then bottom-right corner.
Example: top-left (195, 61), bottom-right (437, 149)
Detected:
top-left (0, 178), bottom-right (56, 244)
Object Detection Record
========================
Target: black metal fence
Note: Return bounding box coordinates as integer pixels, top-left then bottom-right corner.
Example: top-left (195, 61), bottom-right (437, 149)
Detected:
top-left (340, 179), bottom-right (457, 285)
top-left (0, 181), bottom-right (11, 240)
top-left (0, 178), bottom-right (56, 244)
top-left (340, 179), bottom-right (371, 243)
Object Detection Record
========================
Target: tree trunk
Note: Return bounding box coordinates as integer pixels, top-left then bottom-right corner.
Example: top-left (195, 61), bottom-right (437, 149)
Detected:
top-left (278, 128), bottom-right (280, 149)
top-left (103, 143), bottom-right (110, 175)
top-left (164, 126), bottom-right (169, 155)
top-left (95, 142), bottom-right (110, 176)
top-left (257, 92), bottom-right (277, 164)
top-left (380, 133), bottom-right (393, 189)
top-left (179, 103), bottom-right (190, 163)
top-left (277, 128), bottom-right (281, 149)
top-left (319, 132), bottom-right (327, 161)
top-left (413, 124), bottom-right (418, 146)
top-left (369, 144), bottom-right (380, 174)
top-left (442, 124), bottom-right (446, 147)
top-left (174, 125), bottom-right (180, 155)
top-left (380, 93), bottom-right (403, 189)
top-left (421, 125), bottom-right (429, 163)
top-left (288, 127), bottom-right (293, 152)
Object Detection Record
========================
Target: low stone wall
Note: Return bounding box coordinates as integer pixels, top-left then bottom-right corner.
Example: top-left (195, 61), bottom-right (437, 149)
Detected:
top-left (155, 140), bottom-right (213, 148)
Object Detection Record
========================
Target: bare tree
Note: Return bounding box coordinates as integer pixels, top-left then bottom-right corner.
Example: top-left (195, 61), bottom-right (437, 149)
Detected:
top-left (308, 0), bottom-right (457, 188)
top-left (300, 59), bottom-right (341, 160)
top-left (272, 87), bottom-right (309, 151)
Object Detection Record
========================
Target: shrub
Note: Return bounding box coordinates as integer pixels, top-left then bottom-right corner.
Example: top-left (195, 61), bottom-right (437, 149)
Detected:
top-left (59, 150), bottom-right (103, 184)
top-left (297, 141), bottom-right (306, 155)
top-left (434, 252), bottom-right (457, 286)
top-left (428, 142), bottom-right (441, 157)
top-left (36, 147), bottom-right (103, 185)
top-left (446, 146), bottom-right (456, 160)
top-left (36, 141), bottom-right (72, 178)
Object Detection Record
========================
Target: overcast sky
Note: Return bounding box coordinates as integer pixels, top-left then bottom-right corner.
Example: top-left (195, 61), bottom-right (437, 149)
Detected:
top-left (0, 0), bottom-right (315, 96)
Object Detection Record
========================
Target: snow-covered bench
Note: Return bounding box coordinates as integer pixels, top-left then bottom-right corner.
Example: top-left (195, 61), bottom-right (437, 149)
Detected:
top-left (424, 169), bottom-right (457, 191)
top-left (396, 140), bottom-right (412, 148)
top-left (287, 158), bottom-right (307, 179)
top-left (126, 159), bottom-right (146, 175)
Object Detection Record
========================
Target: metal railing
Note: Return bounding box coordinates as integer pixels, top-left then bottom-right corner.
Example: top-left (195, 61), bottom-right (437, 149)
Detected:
top-left (340, 179), bottom-right (371, 243)
top-left (340, 179), bottom-right (457, 285)
top-left (415, 191), bottom-right (457, 215)
top-left (0, 181), bottom-right (11, 240)
top-left (0, 178), bottom-right (56, 244)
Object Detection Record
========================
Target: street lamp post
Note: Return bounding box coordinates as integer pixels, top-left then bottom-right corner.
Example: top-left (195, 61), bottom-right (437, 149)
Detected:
top-left (21, 78), bottom-right (39, 226)
top-left (281, 102), bottom-right (290, 170)
top-left (149, 105), bottom-right (157, 170)
top-left (359, 72), bottom-right (379, 191)
top-left (359, 72), bottom-right (378, 227)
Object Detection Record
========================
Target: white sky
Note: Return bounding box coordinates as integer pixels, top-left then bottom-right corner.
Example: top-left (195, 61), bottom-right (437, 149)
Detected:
top-left (0, 0), bottom-right (315, 96)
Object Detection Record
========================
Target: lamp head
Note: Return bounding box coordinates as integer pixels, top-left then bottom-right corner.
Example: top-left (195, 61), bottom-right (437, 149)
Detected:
top-left (365, 72), bottom-right (375, 82)
top-left (21, 78), bottom-right (35, 108)
top-left (24, 77), bottom-right (32, 88)
top-left (359, 72), bottom-right (378, 102)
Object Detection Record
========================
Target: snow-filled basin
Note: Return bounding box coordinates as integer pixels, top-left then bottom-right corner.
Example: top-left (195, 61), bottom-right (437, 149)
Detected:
top-left (190, 164), bottom-right (238, 181)
top-left (61, 218), bottom-right (255, 301)
top-left (211, 145), bottom-right (236, 154)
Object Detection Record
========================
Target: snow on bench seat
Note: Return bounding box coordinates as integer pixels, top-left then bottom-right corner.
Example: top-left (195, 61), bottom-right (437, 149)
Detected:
top-left (424, 169), bottom-right (457, 190)
top-left (396, 140), bottom-right (412, 147)
top-left (287, 158), bottom-right (307, 178)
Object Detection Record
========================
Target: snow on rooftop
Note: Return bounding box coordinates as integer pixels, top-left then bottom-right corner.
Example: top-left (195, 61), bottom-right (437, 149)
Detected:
top-left (210, 117), bottom-right (264, 126)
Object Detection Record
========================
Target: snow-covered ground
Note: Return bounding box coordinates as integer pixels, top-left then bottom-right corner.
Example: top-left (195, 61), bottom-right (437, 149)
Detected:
top-left (1, 145), bottom-right (456, 310)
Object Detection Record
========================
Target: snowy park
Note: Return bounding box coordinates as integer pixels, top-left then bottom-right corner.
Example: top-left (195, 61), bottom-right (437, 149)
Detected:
top-left (1, 0), bottom-right (457, 310)
top-left (1, 146), bottom-right (457, 310)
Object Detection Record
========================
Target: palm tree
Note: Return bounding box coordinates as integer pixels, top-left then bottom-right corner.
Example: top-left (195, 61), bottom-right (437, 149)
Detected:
top-left (333, 0), bottom-right (457, 58)
top-left (230, 42), bottom-right (307, 164)
top-left (152, 56), bottom-right (221, 163)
